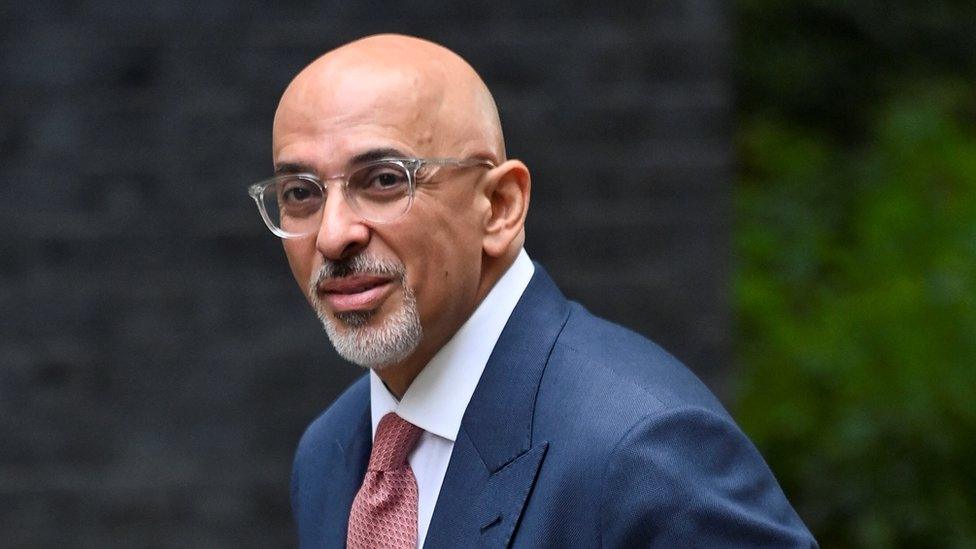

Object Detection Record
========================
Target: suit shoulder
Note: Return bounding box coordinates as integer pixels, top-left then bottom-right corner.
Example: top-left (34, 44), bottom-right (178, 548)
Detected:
top-left (546, 302), bottom-right (728, 419)
top-left (598, 405), bottom-right (817, 546)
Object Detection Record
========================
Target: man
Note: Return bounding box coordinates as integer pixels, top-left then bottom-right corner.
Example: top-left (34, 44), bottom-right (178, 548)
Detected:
top-left (250, 34), bottom-right (816, 547)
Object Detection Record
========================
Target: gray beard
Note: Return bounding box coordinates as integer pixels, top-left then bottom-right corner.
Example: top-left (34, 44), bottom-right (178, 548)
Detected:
top-left (308, 255), bottom-right (422, 369)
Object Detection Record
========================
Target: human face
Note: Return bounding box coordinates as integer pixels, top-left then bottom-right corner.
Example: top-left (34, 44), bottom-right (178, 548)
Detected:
top-left (273, 64), bottom-right (490, 372)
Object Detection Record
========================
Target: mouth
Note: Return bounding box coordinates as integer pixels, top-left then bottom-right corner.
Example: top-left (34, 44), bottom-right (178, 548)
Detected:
top-left (316, 275), bottom-right (396, 313)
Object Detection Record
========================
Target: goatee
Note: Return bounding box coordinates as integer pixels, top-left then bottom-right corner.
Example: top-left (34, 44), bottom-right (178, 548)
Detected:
top-left (308, 254), bottom-right (422, 369)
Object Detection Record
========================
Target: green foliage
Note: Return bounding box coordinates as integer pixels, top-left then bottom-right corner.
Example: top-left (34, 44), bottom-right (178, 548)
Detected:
top-left (734, 2), bottom-right (976, 546)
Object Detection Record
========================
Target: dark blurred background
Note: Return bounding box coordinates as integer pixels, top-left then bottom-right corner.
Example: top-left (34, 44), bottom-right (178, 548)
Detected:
top-left (1, 1), bottom-right (973, 547)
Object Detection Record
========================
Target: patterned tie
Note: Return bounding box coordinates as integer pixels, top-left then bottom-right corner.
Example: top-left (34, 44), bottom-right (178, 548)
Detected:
top-left (347, 412), bottom-right (423, 549)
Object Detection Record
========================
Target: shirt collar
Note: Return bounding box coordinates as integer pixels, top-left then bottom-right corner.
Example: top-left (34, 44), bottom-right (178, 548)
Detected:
top-left (370, 248), bottom-right (535, 442)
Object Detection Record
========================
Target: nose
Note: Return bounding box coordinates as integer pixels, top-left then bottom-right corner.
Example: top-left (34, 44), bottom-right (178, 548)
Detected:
top-left (314, 184), bottom-right (370, 261)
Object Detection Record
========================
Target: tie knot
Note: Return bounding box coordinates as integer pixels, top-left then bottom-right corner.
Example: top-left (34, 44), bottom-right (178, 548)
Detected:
top-left (369, 413), bottom-right (422, 472)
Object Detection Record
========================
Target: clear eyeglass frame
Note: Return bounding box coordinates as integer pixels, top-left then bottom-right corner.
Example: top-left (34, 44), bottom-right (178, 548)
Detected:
top-left (247, 157), bottom-right (495, 239)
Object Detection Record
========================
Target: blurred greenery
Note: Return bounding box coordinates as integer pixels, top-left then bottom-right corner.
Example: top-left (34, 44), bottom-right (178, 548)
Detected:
top-left (733, 2), bottom-right (976, 547)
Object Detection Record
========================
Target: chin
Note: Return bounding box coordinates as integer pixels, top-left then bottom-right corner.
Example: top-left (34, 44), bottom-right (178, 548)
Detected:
top-left (313, 288), bottom-right (423, 369)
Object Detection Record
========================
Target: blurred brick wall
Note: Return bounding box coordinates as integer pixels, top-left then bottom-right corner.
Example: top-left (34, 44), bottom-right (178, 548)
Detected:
top-left (0, 2), bottom-right (730, 546)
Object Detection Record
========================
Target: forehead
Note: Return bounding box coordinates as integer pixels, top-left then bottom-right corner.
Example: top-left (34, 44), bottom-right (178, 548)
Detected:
top-left (273, 64), bottom-right (444, 168)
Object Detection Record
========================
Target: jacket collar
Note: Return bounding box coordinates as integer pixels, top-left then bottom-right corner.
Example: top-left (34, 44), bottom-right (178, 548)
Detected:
top-left (459, 263), bottom-right (569, 471)
top-left (424, 264), bottom-right (571, 547)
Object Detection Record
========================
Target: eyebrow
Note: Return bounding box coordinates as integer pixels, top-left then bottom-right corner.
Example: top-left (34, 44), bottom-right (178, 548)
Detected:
top-left (274, 147), bottom-right (409, 175)
top-left (350, 147), bottom-right (408, 165)
top-left (274, 162), bottom-right (315, 175)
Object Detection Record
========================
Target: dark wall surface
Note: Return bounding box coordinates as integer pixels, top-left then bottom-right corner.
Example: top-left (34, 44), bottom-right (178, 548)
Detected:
top-left (1, 2), bottom-right (730, 546)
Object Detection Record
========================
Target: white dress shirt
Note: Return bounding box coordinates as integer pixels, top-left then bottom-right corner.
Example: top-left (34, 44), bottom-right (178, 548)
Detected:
top-left (369, 248), bottom-right (535, 548)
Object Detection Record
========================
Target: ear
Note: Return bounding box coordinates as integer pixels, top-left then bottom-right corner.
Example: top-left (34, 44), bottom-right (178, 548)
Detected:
top-left (481, 159), bottom-right (531, 258)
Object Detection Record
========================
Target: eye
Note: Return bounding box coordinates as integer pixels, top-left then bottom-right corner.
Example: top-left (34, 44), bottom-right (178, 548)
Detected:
top-left (277, 178), bottom-right (323, 215)
top-left (283, 185), bottom-right (310, 201)
top-left (373, 171), bottom-right (403, 189)
top-left (278, 178), bottom-right (315, 200)
top-left (350, 163), bottom-right (410, 198)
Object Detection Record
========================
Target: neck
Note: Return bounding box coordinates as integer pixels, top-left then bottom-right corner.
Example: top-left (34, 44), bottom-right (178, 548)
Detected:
top-left (374, 250), bottom-right (518, 398)
top-left (374, 360), bottom-right (426, 400)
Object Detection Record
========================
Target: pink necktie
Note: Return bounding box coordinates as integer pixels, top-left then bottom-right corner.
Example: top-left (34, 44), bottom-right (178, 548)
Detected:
top-left (348, 412), bottom-right (423, 549)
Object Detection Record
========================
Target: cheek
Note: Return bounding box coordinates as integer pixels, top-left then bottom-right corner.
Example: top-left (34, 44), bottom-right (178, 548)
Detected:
top-left (282, 240), bottom-right (317, 295)
top-left (396, 193), bottom-right (487, 309)
top-left (414, 224), bottom-right (482, 301)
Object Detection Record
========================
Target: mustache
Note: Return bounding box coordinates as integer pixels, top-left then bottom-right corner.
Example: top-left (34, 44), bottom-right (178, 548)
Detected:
top-left (309, 254), bottom-right (406, 292)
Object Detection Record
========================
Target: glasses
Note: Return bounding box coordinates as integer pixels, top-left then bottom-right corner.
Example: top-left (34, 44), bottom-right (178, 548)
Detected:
top-left (248, 157), bottom-right (494, 239)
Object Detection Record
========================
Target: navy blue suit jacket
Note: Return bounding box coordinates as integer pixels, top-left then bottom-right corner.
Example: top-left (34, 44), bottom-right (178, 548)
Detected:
top-left (292, 265), bottom-right (816, 547)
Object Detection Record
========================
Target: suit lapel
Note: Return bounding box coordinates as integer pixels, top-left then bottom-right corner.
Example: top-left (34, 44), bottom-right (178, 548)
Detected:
top-left (321, 404), bottom-right (371, 548)
top-left (425, 266), bottom-right (570, 548)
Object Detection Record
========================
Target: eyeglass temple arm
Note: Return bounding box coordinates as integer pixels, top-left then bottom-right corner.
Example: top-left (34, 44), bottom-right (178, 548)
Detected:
top-left (422, 157), bottom-right (496, 169)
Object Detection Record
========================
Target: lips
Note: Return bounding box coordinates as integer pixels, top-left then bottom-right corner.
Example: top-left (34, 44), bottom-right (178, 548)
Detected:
top-left (317, 275), bottom-right (395, 313)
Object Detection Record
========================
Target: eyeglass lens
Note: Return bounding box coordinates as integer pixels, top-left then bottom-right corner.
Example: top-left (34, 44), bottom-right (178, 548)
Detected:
top-left (260, 161), bottom-right (413, 235)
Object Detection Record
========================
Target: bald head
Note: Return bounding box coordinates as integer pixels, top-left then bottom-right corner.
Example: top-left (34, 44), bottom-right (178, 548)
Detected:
top-left (271, 35), bottom-right (531, 394)
top-left (274, 34), bottom-right (505, 163)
